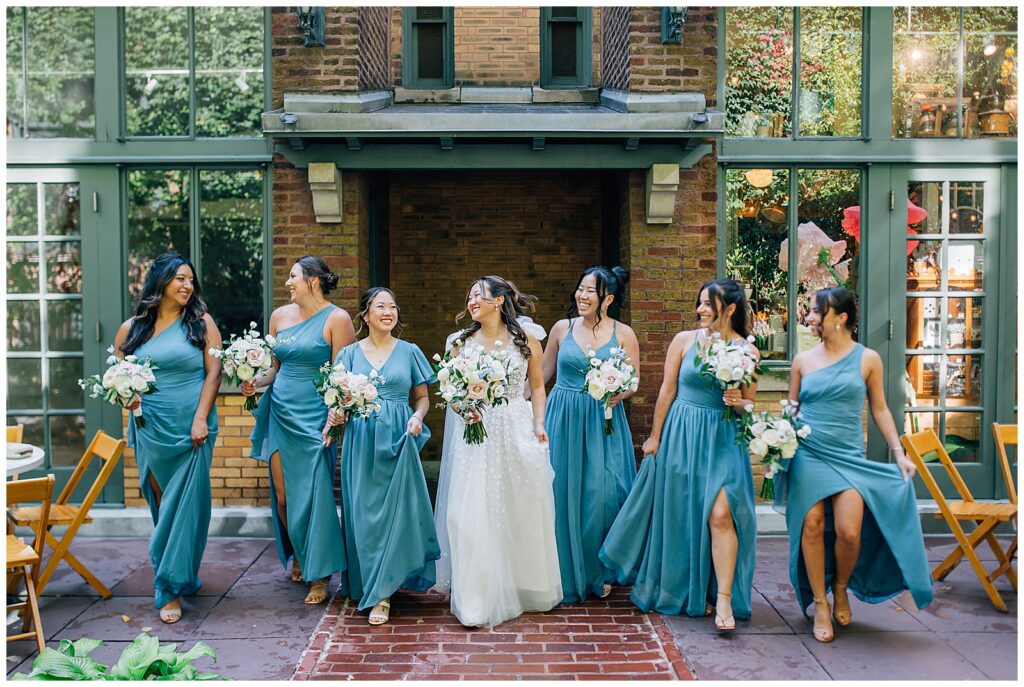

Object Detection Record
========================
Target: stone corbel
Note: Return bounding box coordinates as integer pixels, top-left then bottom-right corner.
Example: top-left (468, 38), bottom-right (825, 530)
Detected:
top-left (308, 162), bottom-right (343, 223)
top-left (646, 163), bottom-right (679, 225)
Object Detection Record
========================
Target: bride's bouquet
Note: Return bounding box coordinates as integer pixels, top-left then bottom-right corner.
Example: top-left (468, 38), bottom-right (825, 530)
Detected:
top-left (738, 399), bottom-right (811, 500)
top-left (209, 322), bottom-right (279, 411)
top-left (79, 346), bottom-right (158, 428)
top-left (314, 360), bottom-right (384, 442)
top-left (582, 346), bottom-right (639, 435)
top-left (433, 339), bottom-right (514, 445)
top-left (694, 331), bottom-right (762, 419)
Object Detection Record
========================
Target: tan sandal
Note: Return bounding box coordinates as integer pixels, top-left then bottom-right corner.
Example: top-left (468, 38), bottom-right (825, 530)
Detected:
top-left (812, 596), bottom-right (834, 643)
top-left (368, 599), bottom-right (391, 625)
top-left (304, 578), bottom-right (329, 605)
top-left (832, 582), bottom-right (852, 627)
top-left (290, 559), bottom-right (303, 583)
top-left (159, 599), bottom-right (181, 625)
top-left (599, 584), bottom-right (612, 599)
top-left (714, 592), bottom-right (735, 632)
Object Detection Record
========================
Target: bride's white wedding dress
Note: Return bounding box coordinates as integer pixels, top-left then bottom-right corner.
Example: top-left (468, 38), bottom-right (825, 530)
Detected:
top-left (433, 327), bottom-right (562, 628)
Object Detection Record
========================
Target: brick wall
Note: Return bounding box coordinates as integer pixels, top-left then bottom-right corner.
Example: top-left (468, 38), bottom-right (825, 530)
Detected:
top-left (271, 6), bottom-right (360, 107)
top-left (601, 6), bottom-right (630, 90)
top-left (627, 6), bottom-right (718, 105)
top-left (358, 7), bottom-right (390, 91)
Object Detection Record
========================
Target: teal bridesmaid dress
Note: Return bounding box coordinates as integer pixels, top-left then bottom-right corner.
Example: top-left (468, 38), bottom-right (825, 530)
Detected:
top-left (600, 331), bottom-right (757, 618)
top-left (250, 305), bottom-right (346, 582)
top-left (776, 344), bottom-right (933, 614)
top-left (546, 319), bottom-right (636, 603)
top-left (128, 318), bottom-right (218, 610)
top-left (336, 340), bottom-right (440, 610)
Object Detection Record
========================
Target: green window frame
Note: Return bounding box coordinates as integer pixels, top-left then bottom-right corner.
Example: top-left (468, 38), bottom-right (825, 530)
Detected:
top-left (540, 7), bottom-right (593, 88)
top-left (402, 7), bottom-right (454, 89)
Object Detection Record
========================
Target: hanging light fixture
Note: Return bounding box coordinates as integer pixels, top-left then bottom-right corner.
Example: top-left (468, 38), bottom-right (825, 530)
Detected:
top-left (983, 35), bottom-right (998, 57)
top-left (744, 169), bottom-right (774, 188)
top-left (296, 7), bottom-right (325, 48)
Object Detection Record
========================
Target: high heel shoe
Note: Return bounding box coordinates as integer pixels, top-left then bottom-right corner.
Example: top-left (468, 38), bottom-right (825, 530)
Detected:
top-left (714, 592), bottom-right (735, 632)
top-left (832, 582), bottom-right (852, 627)
top-left (811, 596), bottom-right (834, 643)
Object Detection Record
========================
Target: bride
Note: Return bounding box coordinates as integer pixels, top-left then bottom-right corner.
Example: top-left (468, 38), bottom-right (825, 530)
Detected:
top-left (433, 276), bottom-right (562, 628)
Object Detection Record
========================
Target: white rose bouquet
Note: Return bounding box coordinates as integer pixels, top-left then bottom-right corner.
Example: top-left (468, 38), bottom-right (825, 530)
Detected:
top-left (79, 346), bottom-right (158, 428)
top-left (738, 399), bottom-right (812, 500)
top-left (209, 322), bottom-right (279, 411)
top-left (314, 360), bottom-right (384, 442)
top-left (582, 346), bottom-right (639, 435)
top-left (433, 338), bottom-right (514, 445)
top-left (694, 331), bottom-right (763, 420)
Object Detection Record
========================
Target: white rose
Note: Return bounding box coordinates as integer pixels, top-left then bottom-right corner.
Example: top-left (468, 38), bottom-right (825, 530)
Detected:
top-left (773, 419), bottom-right (792, 434)
top-left (236, 362), bottom-right (255, 381)
top-left (715, 367), bottom-right (734, 382)
top-left (246, 348), bottom-right (266, 368)
top-left (442, 387), bottom-right (457, 402)
top-left (602, 369), bottom-right (622, 391)
top-left (329, 369), bottom-right (346, 386)
top-left (437, 367), bottom-right (450, 383)
top-left (131, 374), bottom-right (148, 392)
top-left (102, 367), bottom-right (118, 387)
top-left (780, 441), bottom-right (798, 459)
top-left (362, 384), bottom-right (378, 402)
top-left (748, 437), bottom-right (769, 458)
top-left (750, 421), bottom-right (768, 436)
top-left (797, 424), bottom-right (812, 439)
top-left (141, 366), bottom-right (156, 383)
top-left (125, 355), bottom-right (138, 363)
top-left (590, 357), bottom-right (601, 367)
top-left (491, 382), bottom-right (506, 398)
top-left (323, 388), bottom-right (339, 407)
top-left (587, 379), bottom-right (607, 400)
top-left (761, 428), bottom-right (782, 447)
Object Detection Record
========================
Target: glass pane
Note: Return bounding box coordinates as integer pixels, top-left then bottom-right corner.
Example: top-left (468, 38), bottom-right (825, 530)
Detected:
top-left (964, 6), bottom-right (1018, 33)
top-left (907, 240), bottom-right (942, 292)
top-left (416, 23), bottom-right (444, 81)
top-left (48, 300), bottom-right (84, 352)
top-left (726, 8), bottom-right (793, 137)
top-left (799, 7), bottom-right (862, 137)
top-left (127, 169), bottom-right (191, 304)
top-left (125, 7), bottom-right (189, 136)
top-left (949, 183), bottom-right (984, 233)
top-left (415, 7), bottom-right (443, 21)
top-left (49, 358), bottom-right (84, 409)
top-left (944, 411), bottom-right (982, 462)
top-left (904, 354), bottom-right (941, 405)
top-left (7, 301), bottom-right (40, 352)
top-left (906, 298), bottom-right (941, 350)
top-left (896, 7), bottom-right (960, 33)
top-left (7, 415), bottom-right (44, 448)
top-left (7, 183), bottom-right (37, 236)
top-left (725, 168), bottom-right (790, 361)
top-left (194, 7), bottom-right (264, 137)
top-left (550, 23), bottom-right (578, 79)
top-left (945, 354), bottom-right (982, 405)
top-left (45, 241), bottom-right (82, 294)
top-left (48, 415), bottom-right (86, 467)
top-left (964, 34), bottom-right (1018, 138)
top-left (907, 182), bottom-right (942, 234)
top-left (44, 183), bottom-right (80, 236)
top-left (199, 169), bottom-right (265, 337)
top-left (8, 358), bottom-right (43, 410)
top-left (25, 7), bottom-right (94, 138)
top-left (947, 240), bottom-right (984, 291)
top-left (551, 8), bottom-right (580, 19)
top-left (947, 297), bottom-right (983, 349)
top-left (903, 410), bottom-right (940, 436)
top-left (892, 13), bottom-right (960, 139)
top-left (7, 7), bottom-right (25, 137)
top-left (7, 242), bottom-right (41, 294)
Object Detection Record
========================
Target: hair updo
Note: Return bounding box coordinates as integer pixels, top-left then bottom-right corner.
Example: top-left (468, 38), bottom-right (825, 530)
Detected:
top-left (566, 265), bottom-right (630, 328)
top-left (815, 287), bottom-right (858, 339)
top-left (296, 255), bottom-right (339, 295)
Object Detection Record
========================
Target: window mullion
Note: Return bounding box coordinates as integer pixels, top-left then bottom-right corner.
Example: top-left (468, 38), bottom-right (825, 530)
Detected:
top-left (788, 167), bottom-right (799, 358)
top-left (792, 7), bottom-right (800, 140)
top-left (956, 8), bottom-right (964, 139)
top-left (191, 167), bottom-right (202, 276)
top-left (21, 7), bottom-right (30, 135)
top-left (188, 7), bottom-right (196, 139)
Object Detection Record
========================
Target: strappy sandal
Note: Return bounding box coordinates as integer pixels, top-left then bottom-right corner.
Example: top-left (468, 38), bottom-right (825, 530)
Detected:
top-left (714, 592), bottom-right (735, 632)
top-left (832, 582), bottom-right (852, 627)
top-left (304, 578), bottom-right (329, 605)
top-left (812, 597), bottom-right (834, 643)
top-left (368, 599), bottom-right (391, 625)
top-left (599, 584), bottom-right (612, 599)
top-left (159, 600), bottom-right (181, 625)
top-left (290, 559), bottom-right (303, 583)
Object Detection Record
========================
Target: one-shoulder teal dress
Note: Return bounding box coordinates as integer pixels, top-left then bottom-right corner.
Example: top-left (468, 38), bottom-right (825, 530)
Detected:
top-left (336, 339), bottom-right (440, 610)
top-left (128, 318), bottom-right (218, 610)
top-left (600, 331), bottom-right (757, 618)
top-left (546, 319), bottom-right (636, 603)
top-left (249, 305), bottom-right (345, 582)
top-left (777, 343), bottom-right (933, 614)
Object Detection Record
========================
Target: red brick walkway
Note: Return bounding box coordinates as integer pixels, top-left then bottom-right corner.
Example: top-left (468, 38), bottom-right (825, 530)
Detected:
top-left (293, 589), bottom-right (694, 680)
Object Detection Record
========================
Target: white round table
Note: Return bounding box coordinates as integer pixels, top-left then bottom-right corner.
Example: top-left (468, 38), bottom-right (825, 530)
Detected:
top-left (6, 443), bottom-right (45, 478)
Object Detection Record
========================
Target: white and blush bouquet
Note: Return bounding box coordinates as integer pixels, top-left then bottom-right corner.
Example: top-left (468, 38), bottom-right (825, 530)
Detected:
top-left (433, 338), bottom-right (514, 445)
top-left (209, 322), bottom-right (278, 411)
top-left (314, 360), bottom-right (383, 442)
top-left (694, 331), bottom-right (762, 419)
top-left (79, 346), bottom-right (158, 428)
top-left (738, 399), bottom-right (811, 500)
top-left (582, 346), bottom-right (639, 435)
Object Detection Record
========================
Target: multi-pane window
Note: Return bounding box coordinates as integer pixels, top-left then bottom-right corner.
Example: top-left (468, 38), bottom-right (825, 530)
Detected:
top-left (541, 7), bottom-right (592, 88)
top-left (893, 7), bottom-right (1018, 138)
top-left (725, 7), bottom-right (863, 138)
top-left (402, 7), bottom-right (454, 89)
top-left (127, 168), bottom-right (266, 338)
top-left (6, 7), bottom-right (95, 138)
top-left (6, 182), bottom-right (87, 467)
top-left (725, 168), bottom-right (861, 362)
top-left (124, 7), bottom-right (264, 137)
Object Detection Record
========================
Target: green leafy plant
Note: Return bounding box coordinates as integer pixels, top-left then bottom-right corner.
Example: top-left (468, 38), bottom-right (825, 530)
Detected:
top-left (12, 633), bottom-right (228, 681)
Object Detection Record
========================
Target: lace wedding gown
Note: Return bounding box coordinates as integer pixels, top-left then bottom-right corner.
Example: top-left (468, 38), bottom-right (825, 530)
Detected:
top-left (433, 329), bottom-right (562, 628)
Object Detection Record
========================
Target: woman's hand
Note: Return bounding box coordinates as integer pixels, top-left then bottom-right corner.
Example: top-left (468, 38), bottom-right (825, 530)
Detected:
top-left (608, 393), bottom-right (627, 409)
top-left (407, 415), bottom-right (423, 437)
top-left (534, 421), bottom-right (548, 445)
top-left (321, 408), bottom-right (347, 447)
top-left (240, 377), bottom-right (259, 396)
top-left (723, 388), bottom-right (745, 408)
top-left (893, 448), bottom-right (917, 482)
top-left (642, 436), bottom-right (659, 458)
top-left (125, 396), bottom-right (141, 411)
top-left (191, 417), bottom-right (209, 450)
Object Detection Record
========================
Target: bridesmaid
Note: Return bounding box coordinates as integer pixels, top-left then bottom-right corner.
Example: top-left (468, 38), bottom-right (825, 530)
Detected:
top-left (779, 287), bottom-right (932, 643)
top-left (542, 266), bottom-right (640, 602)
top-left (600, 278), bottom-right (758, 630)
top-left (323, 287), bottom-right (440, 625)
top-left (242, 256), bottom-right (355, 605)
top-left (114, 252), bottom-right (220, 624)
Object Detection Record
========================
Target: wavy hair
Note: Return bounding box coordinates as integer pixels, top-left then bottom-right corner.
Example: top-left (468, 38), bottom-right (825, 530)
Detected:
top-left (696, 278), bottom-right (750, 339)
top-left (455, 276), bottom-right (539, 359)
top-left (122, 252), bottom-right (208, 355)
top-left (355, 286), bottom-right (406, 337)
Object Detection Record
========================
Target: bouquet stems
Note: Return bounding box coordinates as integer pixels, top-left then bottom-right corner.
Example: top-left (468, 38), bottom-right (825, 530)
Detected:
top-left (759, 476), bottom-right (775, 501)
top-left (244, 394), bottom-right (259, 412)
top-left (603, 405), bottom-right (614, 435)
top-left (132, 406), bottom-right (146, 429)
top-left (463, 421), bottom-right (487, 445)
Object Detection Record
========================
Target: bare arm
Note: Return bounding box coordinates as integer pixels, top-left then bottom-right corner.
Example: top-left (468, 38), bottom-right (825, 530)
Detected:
top-left (864, 348), bottom-right (916, 481)
top-left (526, 336), bottom-right (549, 443)
top-left (787, 353), bottom-right (804, 405)
top-left (407, 383), bottom-right (430, 436)
top-left (328, 308), bottom-right (356, 361)
top-left (541, 319), bottom-right (568, 386)
top-left (191, 314), bottom-right (223, 448)
top-left (642, 331), bottom-right (689, 457)
top-left (610, 323), bottom-right (642, 407)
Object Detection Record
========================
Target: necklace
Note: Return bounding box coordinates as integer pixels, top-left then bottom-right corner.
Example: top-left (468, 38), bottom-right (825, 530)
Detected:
top-left (362, 338), bottom-right (397, 369)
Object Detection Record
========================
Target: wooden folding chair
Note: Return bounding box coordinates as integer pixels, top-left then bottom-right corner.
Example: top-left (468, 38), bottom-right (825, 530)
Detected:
top-left (9, 431), bottom-right (125, 598)
top-left (902, 428), bottom-right (1017, 612)
top-left (7, 424), bottom-right (25, 442)
top-left (991, 423), bottom-right (1018, 574)
top-left (7, 474), bottom-right (55, 655)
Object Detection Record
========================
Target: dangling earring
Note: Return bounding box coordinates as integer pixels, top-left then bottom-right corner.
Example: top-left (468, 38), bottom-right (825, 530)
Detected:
top-left (835, 324), bottom-right (841, 332)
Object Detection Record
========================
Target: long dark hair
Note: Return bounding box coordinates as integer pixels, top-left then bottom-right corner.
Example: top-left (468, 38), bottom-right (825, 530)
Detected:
top-left (122, 252), bottom-right (208, 355)
top-left (815, 287), bottom-right (859, 340)
top-left (296, 255), bottom-right (340, 295)
top-left (696, 278), bottom-right (750, 339)
top-left (455, 276), bottom-right (539, 359)
top-left (565, 265), bottom-right (630, 328)
top-left (355, 287), bottom-right (405, 337)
